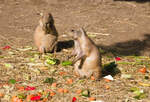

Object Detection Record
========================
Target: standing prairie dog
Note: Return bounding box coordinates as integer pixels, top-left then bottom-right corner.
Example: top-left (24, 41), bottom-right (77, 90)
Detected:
top-left (33, 12), bottom-right (58, 53)
top-left (71, 28), bottom-right (102, 79)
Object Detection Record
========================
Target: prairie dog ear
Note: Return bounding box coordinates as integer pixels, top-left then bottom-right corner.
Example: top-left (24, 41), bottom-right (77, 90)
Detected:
top-left (48, 13), bottom-right (52, 17)
top-left (48, 13), bottom-right (54, 24)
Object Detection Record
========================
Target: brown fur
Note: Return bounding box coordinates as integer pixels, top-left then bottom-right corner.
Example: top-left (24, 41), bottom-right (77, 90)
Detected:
top-left (71, 28), bottom-right (102, 79)
top-left (39, 34), bottom-right (57, 53)
top-left (33, 12), bottom-right (58, 53)
top-left (71, 39), bottom-right (82, 76)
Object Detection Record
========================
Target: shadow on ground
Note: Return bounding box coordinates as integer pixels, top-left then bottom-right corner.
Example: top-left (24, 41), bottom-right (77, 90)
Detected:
top-left (98, 34), bottom-right (150, 56)
top-left (57, 40), bottom-right (74, 52)
top-left (102, 61), bottom-right (121, 77)
top-left (56, 34), bottom-right (150, 56)
top-left (114, 0), bottom-right (150, 3)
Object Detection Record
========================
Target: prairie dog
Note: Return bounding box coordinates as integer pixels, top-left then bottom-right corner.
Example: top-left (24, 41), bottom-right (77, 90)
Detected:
top-left (33, 12), bottom-right (58, 53)
top-left (71, 28), bottom-right (102, 79)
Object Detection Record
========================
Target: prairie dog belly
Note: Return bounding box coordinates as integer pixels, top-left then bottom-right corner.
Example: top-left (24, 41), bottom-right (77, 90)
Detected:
top-left (40, 34), bottom-right (57, 53)
top-left (82, 55), bottom-right (101, 77)
top-left (74, 60), bottom-right (93, 77)
top-left (84, 54), bottom-right (100, 66)
top-left (34, 25), bottom-right (45, 47)
top-left (74, 60), bottom-right (81, 76)
top-left (41, 34), bottom-right (57, 46)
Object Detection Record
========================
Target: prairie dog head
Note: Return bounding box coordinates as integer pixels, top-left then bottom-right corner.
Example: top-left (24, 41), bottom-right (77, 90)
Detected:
top-left (70, 28), bottom-right (86, 40)
top-left (39, 13), bottom-right (54, 32)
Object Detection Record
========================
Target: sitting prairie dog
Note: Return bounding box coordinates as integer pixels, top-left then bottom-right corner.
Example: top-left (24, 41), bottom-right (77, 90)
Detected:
top-left (33, 12), bottom-right (58, 53)
top-left (71, 28), bottom-right (102, 79)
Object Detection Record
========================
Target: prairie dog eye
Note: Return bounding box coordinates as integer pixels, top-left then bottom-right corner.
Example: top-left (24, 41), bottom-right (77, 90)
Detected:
top-left (71, 29), bottom-right (75, 32)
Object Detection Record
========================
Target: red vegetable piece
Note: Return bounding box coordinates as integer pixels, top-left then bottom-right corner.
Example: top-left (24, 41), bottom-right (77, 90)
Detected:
top-left (72, 97), bottom-right (77, 102)
top-left (25, 86), bottom-right (36, 91)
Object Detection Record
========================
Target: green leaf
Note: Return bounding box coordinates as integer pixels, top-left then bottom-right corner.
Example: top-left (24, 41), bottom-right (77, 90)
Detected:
top-left (130, 87), bottom-right (147, 100)
top-left (144, 76), bottom-right (149, 80)
top-left (30, 58), bottom-right (35, 62)
top-left (45, 92), bottom-right (50, 98)
top-left (0, 56), bottom-right (4, 58)
top-left (8, 79), bottom-right (16, 84)
top-left (43, 54), bottom-right (53, 59)
top-left (99, 48), bottom-right (105, 54)
top-left (4, 63), bottom-right (13, 68)
top-left (46, 58), bottom-right (58, 65)
top-left (130, 87), bottom-right (139, 92)
top-left (77, 79), bottom-right (85, 83)
top-left (134, 93), bottom-right (147, 100)
top-left (62, 61), bottom-right (72, 66)
top-left (81, 90), bottom-right (90, 97)
top-left (44, 77), bottom-right (55, 84)
top-left (17, 93), bottom-right (26, 99)
top-left (134, 90), bottom-right (142, 96)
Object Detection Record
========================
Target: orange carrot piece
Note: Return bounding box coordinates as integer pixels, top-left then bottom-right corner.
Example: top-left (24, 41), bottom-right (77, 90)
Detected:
top-left (76, 90), bottom-right (82, 94)
top-left (63, 89), bottom-right (69, 93)
top-left (139, 68), bottom-right (146, 73)
top-left (57, 88), bottom-right (64, 93)
top-left (51, 83), bottom-right (57, 87)
top-left (91, 76), bottom-right (95, 80)
top-left (0, 93), bottom-right (4, 97)
top-left (105, 79), bottom-right (111, 82)
top-left (67, 78), bottom-right (73, 84)
top-left (50, 92), bottom-right (56, 96)
top-left (89, 97), bottom-right (96, 101)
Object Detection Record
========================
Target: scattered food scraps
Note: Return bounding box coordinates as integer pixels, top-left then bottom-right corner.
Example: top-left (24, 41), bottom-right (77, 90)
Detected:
top-left (62, 61), bottom-right (72, 66)
top-left (30, 95), bottom-right (41, 101)
top-left (115, 57), bottom-right (121, 61)
top-left (72, 97), bottom-right (77, 102)
top-left (104, 75), bottom-right (114, 81)
top-left (45, 58), bottom-right (59, 65)
top-left (89, 97), bottom-right (96, 101)
top-left (8, 79), bottom-right (16, 84)
top-left (138, 68), bottom-right (146, 74)
top-left (81, 90), bottom-right (90, 97)
top-left (25, 86), bottom-right (36, 91)
top-left (44, 77), bottom-right (55, 84)
top-left (2, 46), bottom-right (11, 50)
top-left (121, 74), bottom-right (132, 79)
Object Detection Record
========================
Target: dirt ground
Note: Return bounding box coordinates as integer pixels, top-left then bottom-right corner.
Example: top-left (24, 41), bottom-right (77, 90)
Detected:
top-left (0, 0), bottom-right (150, 102)
top-left (0, 0), bottom-right (150, 55)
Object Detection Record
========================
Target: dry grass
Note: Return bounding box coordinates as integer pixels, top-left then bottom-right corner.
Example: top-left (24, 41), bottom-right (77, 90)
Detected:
top-left (0, 44), bottom-right (150, 102)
